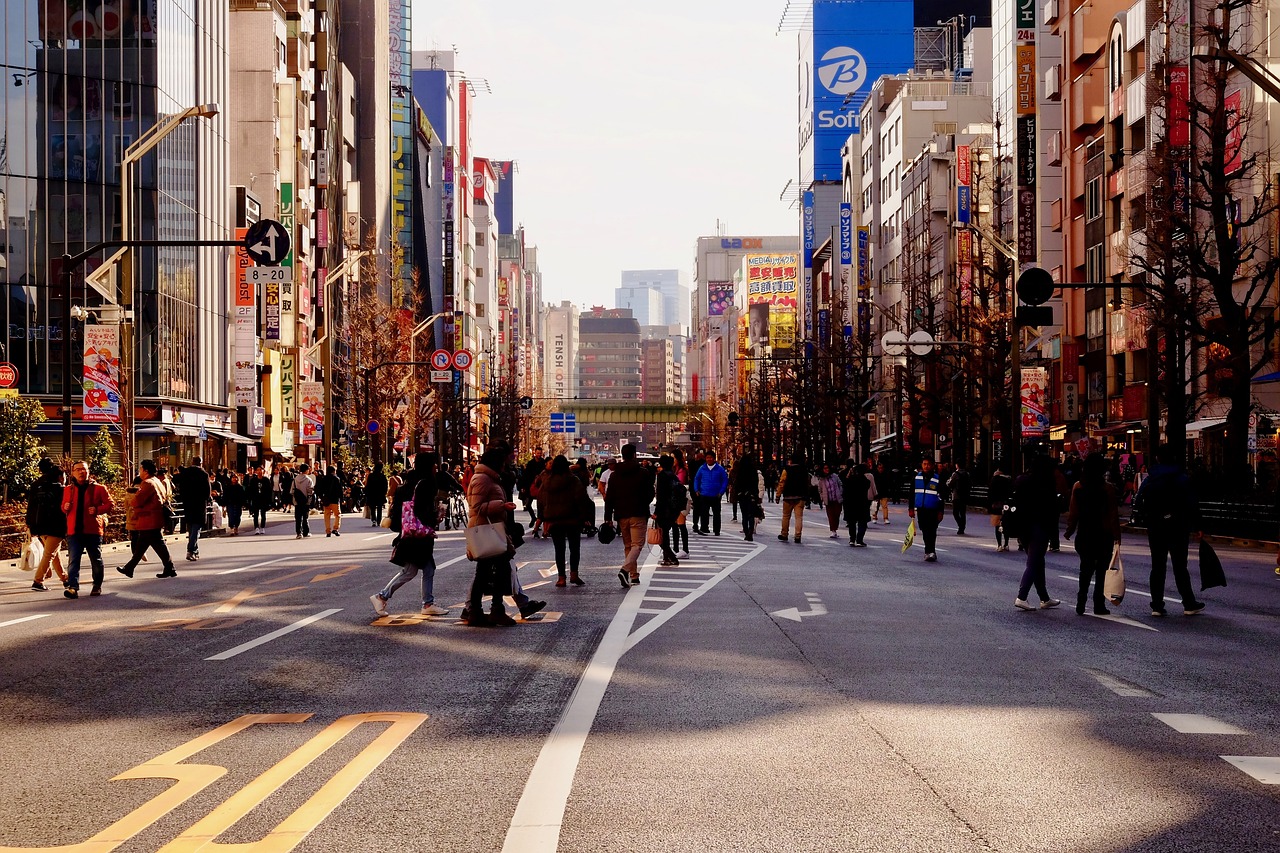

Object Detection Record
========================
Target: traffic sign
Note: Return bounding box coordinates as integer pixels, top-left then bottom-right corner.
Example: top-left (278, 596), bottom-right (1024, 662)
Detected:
top-left (429, 349), bottom-right (452, 370)
top-left (451, 349), bottom-right (474, 371)
top-left (907, 330), bottom-right (935, 356)
top-left (519, 396), bottom-right (534, 411)
top-left (0, 362), bottom-right (18, 388)
top-left (550, 413), bottom-right (566, 434)
top-left (243, 219), bottom-right (291, 265)
top-left (881, 331), bottom-right (907, 356)
top-left (198, 426), bottom-right (208, 441)
top-left (430, 370), bottom-right (452, 383)
top-left (367, 419), bottom-right (380, 434)
top-left (1016, 266), bottom-right (1054, 306)
top-left (244, 265), bottom-right (293, 284)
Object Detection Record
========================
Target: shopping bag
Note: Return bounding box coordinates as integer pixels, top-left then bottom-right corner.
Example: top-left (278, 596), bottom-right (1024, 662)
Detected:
top-left (380, 515), bottom-right (393, 529)
top-left (1199, 539), bottom-right (1227, 590)
top-left (901, 519), bottom-right (916, 553)
top-left (465, 521), bottom-right (510, 561)
top-left (18, 537), bottom-right (43, 573)
top-left (1104, 544), bottom-right (1126, 604)
top-left (211, 503), bottom-right (225, 530)
top-left (646, 522), bottom-right (663, 545)
top-left (400, 499), bottom-right (435, 539)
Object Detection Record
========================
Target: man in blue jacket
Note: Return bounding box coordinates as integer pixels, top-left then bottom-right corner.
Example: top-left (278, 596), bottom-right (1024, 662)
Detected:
top-left (693, 450), bottom-right (729, 536)
top-left (908, 456), bottom-right (945, 562)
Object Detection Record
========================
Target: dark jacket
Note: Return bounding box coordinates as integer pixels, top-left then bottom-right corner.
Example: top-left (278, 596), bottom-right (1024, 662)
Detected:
top-left (244, 475), bottom-right (274, 509)
top-left (223, 481), bottom-right (246, 509)
top-left (604, 459), bottom-right (655, 521)
top-left (987, 471), bottom-right (1013, 515)
top-left (655, 469), bottom-right (682, 522)
top-left (26, 471), bottom-right (68, 538)
top-left (1065, 481), bottom-right (1122, 549)
top-left (315, 472), bottom-right (343, 506)
top-left (175, 465), bottom-right (210, 513)
top-left (538, 472), bottom-right (588, 526)
top-left (1133, 463), bottom-right (1200, 531)
top-left (392, 474), bottom-right (439, 566)
top-left (1012, 459), bottom-right (1061, 534)
top-left (778, 463), bottom-right (809, 499)
top-left (366, 469), bottom-right (389, 506)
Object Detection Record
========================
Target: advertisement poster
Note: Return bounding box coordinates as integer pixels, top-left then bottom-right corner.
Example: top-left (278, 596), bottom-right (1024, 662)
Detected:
top-left (298, 380), bottom-right (324, 445)
top-left (233, 227), bottom-right (256, 406)
top-left (708, 281), bottom-right (733, 316)
top-left (82, 324), bottom-right (120, 422)
top-left (745, 253), bottom-right (800, 354)
top-left (1020, 367), bottom-right (1049, 437)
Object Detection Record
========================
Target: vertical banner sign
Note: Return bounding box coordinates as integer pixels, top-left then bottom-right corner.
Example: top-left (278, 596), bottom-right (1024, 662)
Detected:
top-left (839, 202), bottom-right (853, 311)
top-left (1020, 367), bottom-right (1049, 437)
top-left (389, 0), bottom-right (414, 298)
top-left (234, 228), bottom-right (258, 407)
top-left (856, 226), bottom-right (871, 340)
top-left (280, 352), bottom-right (296, 425)
top-left (957, 229), bottom-right (974, 303)
top-left (746, 253), bottom-right (800, 354)
top-left (707, 281), bottom-right (733, 316)
top-left (82, 324), bottom-right (120, 422)
top-left (956, 145), bottom-right (971, 224)
top-left (298, 380), bottom-right (324, 445)
top-left (802, 190), bottom-right (815, 339)
top-left (1015, 0), bottom-right (1037, 265)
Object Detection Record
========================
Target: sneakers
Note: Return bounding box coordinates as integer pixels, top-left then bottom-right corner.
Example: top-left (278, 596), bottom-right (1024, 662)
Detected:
top-left (64, 587), bottom-right (78, 599)
top-left (421, 604), bottom-right (450, 616)
top-left (924, 552), bottom-right (937, 562)
top-left (333, 530), bottom-right (341, 537)
top-left (829, 533), bottom-right (839, 539)
top-left (629, 574), bottom-right (641, 586)
top-left (1184, 602), bottom-right (1206, 615)
top-left (326, 532), bottom-right (332, 538)
top-left (519, 600), bottom-right (547, 619)
top-left (1014, 598), bottom-right (1035, 611)
top-left (617, 569), bottom-right (631, 589)
top-left (1151, 606), bottom-right (1167, 617)
top-left (1039, 598), bottom-right (1061, 609)
top-left (185, 553), bottom-right (198, 561)
top-left (370, 594), bottom-right (389, 617)
top-left (883, 519), bottom-right (891, 525)
top-left (30, 582), bottom-right (47, 591)
top-left (296, 534), bottom-right (303, 539)
top-left (679, 551), bottom-right (689, 559)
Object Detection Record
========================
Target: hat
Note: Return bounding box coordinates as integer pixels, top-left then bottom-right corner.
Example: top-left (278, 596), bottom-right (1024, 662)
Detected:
top-left (597, 521), bottom-right (616, 544)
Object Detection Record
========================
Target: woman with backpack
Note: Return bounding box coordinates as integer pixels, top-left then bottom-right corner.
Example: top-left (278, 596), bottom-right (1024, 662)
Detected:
top-left (1064, 453), bottom-right (1121, 615)
top-left (370, 453), bottom-right (449, 618)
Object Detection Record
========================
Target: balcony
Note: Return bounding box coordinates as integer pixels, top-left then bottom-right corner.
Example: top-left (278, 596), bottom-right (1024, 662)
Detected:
top-left (1126, 228), bottom-right (1147, 278)
top-left (1126, 1), bottom-right (1146, 48)
top-left (1045, 0), bottom-right (1060, 25)
top-left (1045, 64), bottom-right (1062, 100)
top-left (1070, 71), bottom-right (1106, 130)
top-left (1125, 148), bottom-right (1147, 198)
top-left (1047, 129), bottom-right (1063, 166)
top-left (1070, 1), bottom-right (1109, 63)
top-left (286, 35), bottom-right (309, 79)
top-left (1125, 73), bottom-right (1147, 125)
top-left (1108, 229), bottom-right (1128, 277)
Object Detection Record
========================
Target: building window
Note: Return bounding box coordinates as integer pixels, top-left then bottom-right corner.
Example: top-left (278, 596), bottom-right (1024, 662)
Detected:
top-left (1086, 177), bottom-right (1102, 222)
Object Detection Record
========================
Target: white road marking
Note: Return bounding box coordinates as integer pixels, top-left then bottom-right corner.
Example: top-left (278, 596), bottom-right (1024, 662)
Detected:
top-left (1057, 573), bottom-right (1154, 599)
top-left (1090, 613), bottom-right (1159, 631)
top-left (645, 586), bottom-right (700, 593)
top-left (1221, 756), bottom-right (1280, 784)
top-left (436, 554), bottom-right (468, 570)
top-left (636, 608), bottom-right (666, 615)
top-left (642, 596), bottom-right (684, 603)
top-left (204, 609), bottom-right (342, 661)
top-left (363, 532), bottom-right (394, 541)
top-left (1085, 668), bottom-right (1157, 698)
top-left (0, 614), bottom-right (50, 629)
top-left (217, 556), bottom-right (294, 575)
top-left (1153, 713), bottom-right (1248, 735)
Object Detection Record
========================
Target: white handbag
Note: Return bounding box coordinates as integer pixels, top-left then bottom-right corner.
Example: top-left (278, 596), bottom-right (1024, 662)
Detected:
top-left (1104, 544), bottom-right (1126, 604)
top-left (465, 521), bottom-right (509, 561)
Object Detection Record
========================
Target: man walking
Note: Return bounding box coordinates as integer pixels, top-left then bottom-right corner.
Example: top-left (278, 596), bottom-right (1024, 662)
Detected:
top-left (693, 450), bottom-right (728, 536)
top-left (245, 464), bottom-right (273, 534)
top-left (947, 462), bottom-right (971, 535)
top-left (118, 459), bottom-right (177, 579)
top-left (60, 460), bottom-right (114, 597)
top-left (777, 453), bottom-right (809, 543)
top-left (908, 456), bottom-right (945, 562)
top-left (316, 464), bottom-right (343, 536)
top-left (292, 463), bottom-right (315, 538)
top-left (603, 443), bottom-right (655, 587)
top-left (875, 461), bottom-right (893, 524)
top-left (174, 457), bottom-right (209, 561)
top-left (1133, 444), bottom-right (1206, 617)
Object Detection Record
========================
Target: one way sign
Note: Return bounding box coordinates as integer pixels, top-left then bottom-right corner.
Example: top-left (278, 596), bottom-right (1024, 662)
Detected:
top-left (243, 219), bottom-right (291, 265)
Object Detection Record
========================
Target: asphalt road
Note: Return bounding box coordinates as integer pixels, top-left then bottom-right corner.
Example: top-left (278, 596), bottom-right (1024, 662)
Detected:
top-left (1, 500), bottom-right (1278, 852)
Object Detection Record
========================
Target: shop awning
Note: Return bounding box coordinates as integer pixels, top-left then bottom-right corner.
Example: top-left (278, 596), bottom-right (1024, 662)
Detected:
top-left (869, 433), bottom-right (899, 452)
top-left (1184, 417), bottom-right (1227, 436)
top-left (30, 422), bottom-right (119, 436)
top-left (1093, 421), bottom-right (1147, 437)
top-left (135, 424), bottom-right (202, 438)
top-left (206, 428), bottom-right (256, 445)
top-left (1049, 425), bottom-right (1068, 441)
top-left (1252, 371), bottom-right (1280, 383)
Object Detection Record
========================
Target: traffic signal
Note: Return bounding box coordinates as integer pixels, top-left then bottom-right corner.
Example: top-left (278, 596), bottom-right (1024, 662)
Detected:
top-left (1015, 267), bottom-right (1054, 326)
top-left (727, 412), bottom-right (739, 427)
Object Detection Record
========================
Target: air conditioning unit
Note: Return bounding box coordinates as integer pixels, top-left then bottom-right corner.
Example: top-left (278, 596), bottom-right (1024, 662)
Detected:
top-left (1045, 65), bottom-right (1062, 100)
top-left (1044, 0), bottom-right (1059, 24)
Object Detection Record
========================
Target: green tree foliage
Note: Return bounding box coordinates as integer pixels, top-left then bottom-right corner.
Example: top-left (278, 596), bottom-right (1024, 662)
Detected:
top-left (87, 425), bottom-right (123, 484)
top-left (0, 398), bottom-right (48, 499)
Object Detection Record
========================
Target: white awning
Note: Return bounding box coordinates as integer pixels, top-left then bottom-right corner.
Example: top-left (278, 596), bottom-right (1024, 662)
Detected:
top-left (870, 432), bottom-right (899, 452)
top-left (1184, 417), bottom-right (1227, 436)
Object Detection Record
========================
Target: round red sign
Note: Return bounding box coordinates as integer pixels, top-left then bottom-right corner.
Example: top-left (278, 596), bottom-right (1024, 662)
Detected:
top-left (0, 362), bottom-right (18, 388)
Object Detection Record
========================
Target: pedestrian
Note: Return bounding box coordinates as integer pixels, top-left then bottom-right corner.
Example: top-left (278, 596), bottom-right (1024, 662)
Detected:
top-left (175, 456), bottom-right (209, 561)
top-left (118, 458), bottom-right (177, 580)
top-left (763, 462), bottom-right (778, 503)
top-left (316, 464), bottom-right (343, 536)
top-left (365, 461), bottom-right (389, 527)
top-left (727, 459), bottom-right (738, 522)
top-left (370, 452), bottom-right (450, 618)
top-left (519, 453), bottom-right (545, 528)
top-left (1064, 453), bottom-right (1121, 615)
top-left (245, 464), bottom-right (273, 534)
top-left (653, 455), bottom-right (683, 564)
top-left (692, 449), bottom-right (729, 536)
top-left (987, 464), bottom-right (1014, 552)
top-left (776, 452), bottom-right (809, 543)
top-left (843, 461), bottom-right (875, 547)
top-left (292, 463), bottom-right (315, 538)
top-left (538, 455), bottom-right (591, 584)
top-left (603, 442), bottom-right (655, 587)
top-left (815, 462), bottom-right (843, 539)
top-left (530, 458), bottom-right (553, 539)
top-left (1013, 451), bottom-right (1063, 610)
top-left (278, 465), bottom-right (294, 511)
top-left (462, 445), bottom-right (520, 626)
top-left (875, 461), bottom-right (893, 524)
top-left (59, 460), bottom-right (114, 598)
top-left (223, 472), bottom-right (246, 535)
top-left (671, 448), bottom-right (691, 557)
top-left (26, 457), bottom-right (69, 591)
top-left (908, 456), bottom-right (945, 562)
top-left (732, 452), bottom-right (762, 542)
top-left (947, 462), bottom-right (971, 535)
top-left (1132, 444), bottom-right (1206, 617)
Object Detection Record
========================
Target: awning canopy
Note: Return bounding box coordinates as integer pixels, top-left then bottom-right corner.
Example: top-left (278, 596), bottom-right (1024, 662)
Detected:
top-left (1094, 421), bottom-right (1147, 437)
top-left (869, 432), bottom-right (899, 452)
top-left (1184, 417), bottom-right (1227, 436)
top-left (206, 428), bottom-right (256, 445)
top-left (1252, 371), bottom-right (1280, 383)
top-left (136, 425), bottom-right (201, 438)
top-left (30, 422), bottom-right (118, 436)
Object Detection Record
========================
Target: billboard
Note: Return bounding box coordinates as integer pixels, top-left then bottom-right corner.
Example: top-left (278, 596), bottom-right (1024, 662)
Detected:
top-left (82, 324), bottom-right (120, 422)
top-left (707, 281), bottom-right (733, 316)
top-left (298, 380), bottom-right (324, 445)
top-left (745, 253), bottom-right (800, 354)
top-left (1020, 367), bottom-right (1049, 437)
top-left (810, 0), bottom-right (914, 179)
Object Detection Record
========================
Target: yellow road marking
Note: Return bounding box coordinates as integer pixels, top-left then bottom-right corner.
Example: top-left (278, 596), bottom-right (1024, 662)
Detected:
top-left (309, 565), bottom-right (362, 584)
top-left (213, 587), bottom-right (307, 614)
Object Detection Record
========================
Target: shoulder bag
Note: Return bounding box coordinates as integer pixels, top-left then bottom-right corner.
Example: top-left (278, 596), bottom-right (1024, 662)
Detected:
top-left (465, 521), bottom-right (510, 561)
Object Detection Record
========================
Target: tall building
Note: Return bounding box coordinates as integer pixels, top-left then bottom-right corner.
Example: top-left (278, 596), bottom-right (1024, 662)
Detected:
top-left (617, 269), bottom-right (690, 329)
top-left (578, 309), bottom-right (642, 452)
top-left (544, 301), bottom-right (579, 404)
top-left (640, 336), bottom-right (676, 448)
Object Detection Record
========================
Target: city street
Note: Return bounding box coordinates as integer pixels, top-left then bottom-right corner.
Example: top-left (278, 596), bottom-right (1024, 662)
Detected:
top-left (1, 503), bottom-right (1278, 852)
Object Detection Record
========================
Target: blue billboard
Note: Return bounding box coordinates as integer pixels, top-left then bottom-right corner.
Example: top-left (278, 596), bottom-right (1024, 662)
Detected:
top-left (812, 0), bottom-right (914, 179)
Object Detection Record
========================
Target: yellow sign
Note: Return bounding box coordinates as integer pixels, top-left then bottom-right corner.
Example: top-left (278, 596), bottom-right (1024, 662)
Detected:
top-left (0, 388), bottom-right (19, 399)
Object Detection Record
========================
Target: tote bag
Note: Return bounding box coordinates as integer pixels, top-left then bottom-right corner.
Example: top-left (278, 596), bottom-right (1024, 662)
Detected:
top-left (465, 521), bottom-right (509, 561)
top-left (1104, 544), bottom-right (1126, 604)
top-left (400, 499), bottom-right (434, 539)
top-left (646, 521), bottom-right (663, 545)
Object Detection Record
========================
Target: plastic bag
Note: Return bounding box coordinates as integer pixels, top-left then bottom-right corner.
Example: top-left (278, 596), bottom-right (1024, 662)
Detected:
top-left (19, 537), bottom-right (43, 573)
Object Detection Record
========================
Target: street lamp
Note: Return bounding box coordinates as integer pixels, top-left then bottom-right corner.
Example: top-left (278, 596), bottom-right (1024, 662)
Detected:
top-left (117, 103), bottom-right (219, 475)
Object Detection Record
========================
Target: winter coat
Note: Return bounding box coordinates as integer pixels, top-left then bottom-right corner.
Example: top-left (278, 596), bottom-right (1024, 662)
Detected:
top-left (244, 475), bottom-right (274, 509)
top-left (693, 463), bottom-right (729, 498)
top-left (654, 470), bottom-right (683, 523)
top-left (778, 464), bottom-right (809, 499)
top-left (391, 474), bottom-right (439, 567)
top-left (1065, 481), bottom-right (1122, 549)
top-left (26, 471), bottom-right (68, 538)
top-left (366, 469), bottom-right (389, 506)
top-left (223, 481), bottom-right (246, 509)
top-left (816, 473), bottom-right (843, 505)
top-left (603, 459), bottom-right (655, 521)
top-left (537, 472), bottom-right (588, 526)
top-left (129, 477), bottom-right (168, 532)
top-left (467, 464), bottom-right (509, 526)
top-left (315, 473), bottom-right (343, 506)
top-left (175, 465), bottom-right (210, 514)
top-left (61, 480), bottom-right (114, 537)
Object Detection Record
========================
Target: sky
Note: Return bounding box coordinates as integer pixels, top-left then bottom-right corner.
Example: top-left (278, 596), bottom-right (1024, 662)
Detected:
top-left (412, 0), bottom-right (800, 309)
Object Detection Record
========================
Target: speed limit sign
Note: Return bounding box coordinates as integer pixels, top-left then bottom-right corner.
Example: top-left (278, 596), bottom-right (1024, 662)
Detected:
top-left (451, 349), bottom-right (474, 371)
top-left (429, 349), bottom-right (452, 371)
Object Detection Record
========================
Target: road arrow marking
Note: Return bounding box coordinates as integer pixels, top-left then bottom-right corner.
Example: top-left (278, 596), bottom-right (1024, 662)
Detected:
top-left (772, 593), bottom-right (827, 622)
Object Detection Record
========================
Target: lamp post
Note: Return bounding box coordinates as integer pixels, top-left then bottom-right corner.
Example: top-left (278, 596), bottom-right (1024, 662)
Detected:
top-left (118, 103), bottom-right (219, 475)
top-left (406, 310), bottom-right (463, 458)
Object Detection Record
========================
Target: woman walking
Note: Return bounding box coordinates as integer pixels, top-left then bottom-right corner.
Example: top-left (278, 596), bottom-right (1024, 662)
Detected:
top-left (732, 452), bottom-right (762, 541)
top-left (843, 462), bottom-right (875, 547)
top-left (223, 472), bottom-right (246, 535)
top-left (26, 458), bottom-right (69, 591)
top-left (369, 453), bottom-right (449, 618)
top-left (671, 447), bottom-right (691, 558)
top-left (463, 446), bottom-right (518, 627)
top-left (1013, 452), bottom-right (1063, 611)
top-left (815, 462), bottom-right (844, 539)
top-left (988, 465), bottom-right (1014, 552)
top-left (1064, 453), bottom-right (1121, 615)
top-left (365, 461), bottom-right (389, 527)
top-left (539, 455), bottom-right (590, 585)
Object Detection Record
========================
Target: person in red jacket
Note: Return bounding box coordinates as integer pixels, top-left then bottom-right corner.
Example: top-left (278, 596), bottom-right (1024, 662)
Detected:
top-left (60, 460), bottom-right (115, 598)
top-left (118, 458), bottom-right (177, 580)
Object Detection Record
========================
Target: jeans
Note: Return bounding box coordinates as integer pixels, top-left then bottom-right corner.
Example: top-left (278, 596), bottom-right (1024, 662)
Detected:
top-left (952, 501), bottom-right (968, 534)
top-left (1148, 527), bottom-right (1197, 609)
top-left (323, 504), bottom-right (341, 533)
top-left (780, 498), bottom-right (805, 538)
top-left (696, 496), bottom-right (722, 534)
top-left (738, 498), bottom-right (757, 539)
top-left (550, 523), bottom-right (581, 576)
top-left (618, 516), bottom-right (647, 578)
top-left (227, 505), bottom-right (243, 531)
top-left (66, 533), bottom-right (104, 590)
top-left (124, 528), bottom-right (174, 573)
top-left (185, 518), bottom-right (203, 555)
top-left (916, 508), bottom-right (941, 554)
top-left (1017, 523), bottom-right (1052, 601)
top-left (250, 506), bottom-right (268, 529)
top-left (370, 502), bottom-right (384, 525)
top-left (1075, 540), bottom-right (1111, 610)
top-left (295, 503), bottom-right (311, 536)
top-left (381, 540), bottom-right (437, 606)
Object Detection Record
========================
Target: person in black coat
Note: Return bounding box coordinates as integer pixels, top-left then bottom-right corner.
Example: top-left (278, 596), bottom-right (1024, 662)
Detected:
top-left (27, 458), bottom-right (69, 589)
top-left (370, 453), bottom-right (450, 617)
top-left (1013, 452), bottom-right (1062, 610)
top-left (245, 465), bottom-right (274, 534)
top-left (175, 457), bottom-right (210, 561)
top-left (315, 465), bottom-right (344, 536)
top-left (365, 461), bottom-right (389, 526)
top-left (223, 473), bottom-right (246, 535)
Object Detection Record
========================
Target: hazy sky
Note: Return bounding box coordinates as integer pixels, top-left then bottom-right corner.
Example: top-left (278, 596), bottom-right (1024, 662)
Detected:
top-left (412, 0), bottom-right (800, 308)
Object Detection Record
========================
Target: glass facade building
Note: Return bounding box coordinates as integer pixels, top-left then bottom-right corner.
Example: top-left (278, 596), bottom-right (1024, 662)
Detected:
top-left (1, 0), bottom-right (229, 418)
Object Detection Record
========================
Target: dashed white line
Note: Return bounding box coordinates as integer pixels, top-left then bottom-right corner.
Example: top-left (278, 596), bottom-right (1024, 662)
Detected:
top-left (0, 614), bottom-right (50, 629)
top-left (217, 556), bottom-right (294, 575)
top-left (1153, 713), bottom-right (1248, 735)
top-left (205, 608), bottom-right (342, 661)
top-left (1221, 756), bottom-right (1280, 784)
top-left (642, 596), bottom-right (685, 603)
top-left (1085, 668), bottom-right (1157, 698)
top-left (363, 532), bottom-right (395, 541)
